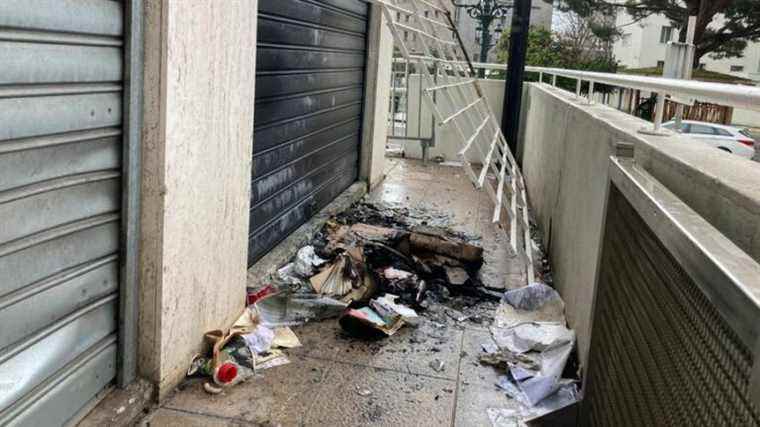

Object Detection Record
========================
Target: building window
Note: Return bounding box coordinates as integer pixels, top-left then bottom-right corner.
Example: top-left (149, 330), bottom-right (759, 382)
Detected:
top-left (424, 10), bottom-right (429, 18)
top-left (657, 60), bottom-right (665, 68)
top-left (730, 65), bottom-right (744, 72)
top-left (404, 31), bottom-right (409, 41)
top-left (659, 26), bottom-right (673, 43)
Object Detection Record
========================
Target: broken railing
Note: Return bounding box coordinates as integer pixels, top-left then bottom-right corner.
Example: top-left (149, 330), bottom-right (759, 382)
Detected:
top-left (371, 0), bottom-right (535, 283)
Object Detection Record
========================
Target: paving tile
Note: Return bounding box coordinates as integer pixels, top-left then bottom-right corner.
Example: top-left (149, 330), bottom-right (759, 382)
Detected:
top-left (454, 382), bottom-right (523, 427)
top-left (162, 355), bottom-right (331, 426)
top-left (364, 181), bottom-right (429, 205)
top-left (458, 329), bottom-right (503, 388)
top-left (298, 318), bottom-right (464, 381)
top-left (287, 320), bottom-right (346, 360)
top-left (302, 363), bottom-right (456, 427)
top-left (139, 408), bottom-right (255, 427)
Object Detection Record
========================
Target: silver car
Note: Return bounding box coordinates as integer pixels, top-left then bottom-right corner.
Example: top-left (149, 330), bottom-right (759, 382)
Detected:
top-left (662, 120), bottom-right (757, 159)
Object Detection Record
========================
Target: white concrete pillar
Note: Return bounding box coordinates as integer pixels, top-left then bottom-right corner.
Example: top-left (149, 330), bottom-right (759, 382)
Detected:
top-left (360, 4), bottom-right (394, 190)
top-left (138, 0), bottom-right (257, 399)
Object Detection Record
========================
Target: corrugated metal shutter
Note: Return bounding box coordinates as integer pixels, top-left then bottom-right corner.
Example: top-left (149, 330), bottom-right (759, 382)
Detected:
top-left (0, 2), bottom-right (124, 425)
top-left (249, 0), bottom-right (369, 265)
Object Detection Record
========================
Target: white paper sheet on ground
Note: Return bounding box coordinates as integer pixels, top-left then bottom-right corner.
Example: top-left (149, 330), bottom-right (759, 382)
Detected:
top-left (293, 245), bottom-right (327, 277)
top-left (494, 283), bottom-right (566, 328)
top-left (255, 293), bottom-right (347, 327)
top-left (272, 327), bottom-right (302, 349)
top-left (370, 294), bottom-right (419, 325)
top-left (255, 350), bottom-right (290, 370)
top-left (516, 341), bottom-right (574, 406)
top-left (492, 322), bottom-right (575, 355)
top-left (525, 382), bottom-right (579, 420)
top-left (497, 377), bottom-right (579, 420)
top-left (486, 408), bottom-right (521, 427)
top-left (503, 283), bottom-right (560, 311)
top-left (242, 324), bottom-right (275, 354)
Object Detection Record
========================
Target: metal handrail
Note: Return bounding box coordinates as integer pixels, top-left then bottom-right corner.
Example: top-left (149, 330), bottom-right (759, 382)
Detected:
top-left (392, 56), bottom-right (760, 132)
top-left (467, 61), bottom-right (760, 113)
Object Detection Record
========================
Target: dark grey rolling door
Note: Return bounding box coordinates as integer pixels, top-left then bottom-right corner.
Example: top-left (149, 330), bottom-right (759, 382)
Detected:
top-left (249, 0), bottom-right (369, 265)
top-left (0, 2), bottom-right (124, 425)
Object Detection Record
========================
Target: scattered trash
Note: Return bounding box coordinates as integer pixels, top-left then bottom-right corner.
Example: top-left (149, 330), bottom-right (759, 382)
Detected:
top-left (503, 283), bottom-right (561, 311)
top-left (242, 324), bottom-right (275, 354)
top-left (439, 161), bottom-right (463, 167)
top-left (444, 266), bottom-right (469, 286)
top-left (187, 308), bottom-right (301, 393)
top-left (254, 350), bottom-right (290, 370)
top-left (487, 407), bottom-right (520, 427)
top-left (370, 294), bottom-right (420, 326)
top-left (356, 387), bottom-right (373, 397)
top-left (483, 281), bottom-right (579, 418)
top-left (494, 283), bottom-right (566, 328)
top-left (192, 199), bottom-right (506, 400)
top-left (408, 231), bottom-right (483, 263)
top-left (429, 359), bottom-right (445, 373)
top-left (382, 267), bottom-right (413, 280)
top-left (272, 327), bottom-right (301, 349)
top-left (293, 245), bottom-right (327, 277)
top-left (493, 322), bottom-right (574, 355)
top-left (203, 382), bottom-right (223, 395)
top-left (339, 306), bottom-right (406, 338)
top-left (253, 293), bottom-right (348, 327)
top-left (246, 284), bottom-right (276, 306)
top-left (309, 253), bottom-right (359, 297)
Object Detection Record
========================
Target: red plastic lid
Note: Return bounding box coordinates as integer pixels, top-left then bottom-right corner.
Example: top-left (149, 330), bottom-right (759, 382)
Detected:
top-left (216, 363), bottom-right (238, 383)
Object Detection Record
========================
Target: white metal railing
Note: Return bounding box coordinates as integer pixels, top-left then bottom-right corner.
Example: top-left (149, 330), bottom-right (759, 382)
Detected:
top-left (393, 57), bottom-right (760, 133)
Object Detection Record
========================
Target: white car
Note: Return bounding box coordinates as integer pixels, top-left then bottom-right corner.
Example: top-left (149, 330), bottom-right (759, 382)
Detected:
top-left (662, 120), bottom-right (757, 159)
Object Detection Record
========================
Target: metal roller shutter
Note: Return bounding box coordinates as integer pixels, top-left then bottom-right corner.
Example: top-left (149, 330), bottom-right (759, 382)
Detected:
top-left (249, 0), bottom-right (369, 265)
top-left (0, 1), bottom-right (126, 425)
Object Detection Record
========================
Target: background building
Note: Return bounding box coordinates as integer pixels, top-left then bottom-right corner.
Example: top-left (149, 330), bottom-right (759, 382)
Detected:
top-left (613, 10), bottom-right (760, 83)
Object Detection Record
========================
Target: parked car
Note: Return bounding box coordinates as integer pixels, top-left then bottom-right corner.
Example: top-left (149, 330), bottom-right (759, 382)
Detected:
top-left (662, 120), bottom-right (757, 159)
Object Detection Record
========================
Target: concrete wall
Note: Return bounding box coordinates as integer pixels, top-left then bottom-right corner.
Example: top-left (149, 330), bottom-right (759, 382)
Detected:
top-left (519, 83), bottom-right (760, 367)
top-left (139, 1), bottom-right (257, 399)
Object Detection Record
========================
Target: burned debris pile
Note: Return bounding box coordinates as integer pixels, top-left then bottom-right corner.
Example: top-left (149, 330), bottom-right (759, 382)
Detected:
top-left (184, 200), bottom-right (579, 422)
top-left (186, 201), bottom-right (500, 393)
top-left (251, 201), bottom-right (500, 337)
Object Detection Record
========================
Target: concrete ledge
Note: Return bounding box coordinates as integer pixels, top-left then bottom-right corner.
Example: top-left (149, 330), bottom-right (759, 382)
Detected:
top-left (246, 182), bottom-right (368, 288)
top-left (519, 82), bottom-right (760, 368)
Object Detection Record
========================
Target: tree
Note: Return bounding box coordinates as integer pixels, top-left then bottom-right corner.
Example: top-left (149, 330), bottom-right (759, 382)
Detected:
top-left (494, 21), bottom-right (617, 90)
top-left (495, 23), bottom-right (618, 71)
top-left (545, 0), bottom-right (760, 67)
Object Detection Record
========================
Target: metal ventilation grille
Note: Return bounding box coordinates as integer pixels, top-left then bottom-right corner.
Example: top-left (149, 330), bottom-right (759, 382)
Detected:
top-left (580, 186), bottom-right (760, 426)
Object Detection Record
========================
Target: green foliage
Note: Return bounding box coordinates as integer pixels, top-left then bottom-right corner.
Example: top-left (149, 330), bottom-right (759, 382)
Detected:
top-left (493, 28), bottom-right (618, 90)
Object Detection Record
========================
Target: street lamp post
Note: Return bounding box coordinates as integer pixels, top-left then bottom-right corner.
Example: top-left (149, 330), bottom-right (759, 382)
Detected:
top-left (452, 0), bottom-right (513, 77)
